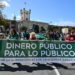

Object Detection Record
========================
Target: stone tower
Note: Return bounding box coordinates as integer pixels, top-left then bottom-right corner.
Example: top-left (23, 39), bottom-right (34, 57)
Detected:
top-left (20, 8), bottom-right (31, 21)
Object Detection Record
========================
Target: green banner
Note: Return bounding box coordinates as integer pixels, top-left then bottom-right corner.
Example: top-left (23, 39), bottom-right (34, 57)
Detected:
top-left (0, 40), bottom-right (75, 58)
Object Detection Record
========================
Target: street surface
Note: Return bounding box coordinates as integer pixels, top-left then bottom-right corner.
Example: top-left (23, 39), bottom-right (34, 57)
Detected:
top-left (0, 63), bottom-right (75, 75)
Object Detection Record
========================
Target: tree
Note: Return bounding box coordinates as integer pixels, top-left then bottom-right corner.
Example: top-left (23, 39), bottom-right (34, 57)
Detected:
top-left (0, 19), bottom-right (10, 28)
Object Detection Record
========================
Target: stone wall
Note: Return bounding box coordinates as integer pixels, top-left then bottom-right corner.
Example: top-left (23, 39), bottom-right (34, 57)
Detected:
top-left (18, 21), bottom-right (49, 32)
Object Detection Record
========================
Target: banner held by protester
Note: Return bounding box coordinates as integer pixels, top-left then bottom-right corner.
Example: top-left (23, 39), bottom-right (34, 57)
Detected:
top-left (0, 40), bottom-right (75, 64)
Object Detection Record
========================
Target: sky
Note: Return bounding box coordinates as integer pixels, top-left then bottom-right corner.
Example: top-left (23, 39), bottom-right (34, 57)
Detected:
top-left (1, 0), bottom-right (75, 26)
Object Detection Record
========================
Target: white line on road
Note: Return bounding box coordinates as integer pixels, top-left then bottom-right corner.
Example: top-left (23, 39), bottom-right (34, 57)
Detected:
top-left (52, 66), bottom-right (61, 75)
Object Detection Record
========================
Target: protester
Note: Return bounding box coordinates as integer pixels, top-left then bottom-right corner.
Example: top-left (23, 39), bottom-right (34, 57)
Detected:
top-left (20, 30), bottom-right (24, 40)
top-left (60, 33), bottom-right (65, 41)
top-left (8, 29), bottom-right (19, 40)
top-left (23, 31), bottom-right (30, 40)
top-left (0, 33), bottom-right (5, 39)
top-left (65, 31), bottom-right (75, 41)
top-left (29, 32), bottom-right (36, 40)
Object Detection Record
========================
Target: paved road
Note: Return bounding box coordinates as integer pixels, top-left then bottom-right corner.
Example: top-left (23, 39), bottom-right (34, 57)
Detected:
top-left (0, 70), bottom-right (57, 75)
top-left (0, 63), bottom-right (75, 75)
top-left (58, 63), bottom-right (75, 75)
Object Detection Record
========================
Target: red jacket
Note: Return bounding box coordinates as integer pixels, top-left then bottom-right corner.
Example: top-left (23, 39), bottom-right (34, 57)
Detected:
top-left (65, 34), bottom-right (75, 41)
top-left (30, 34), bottom-right (36, 40)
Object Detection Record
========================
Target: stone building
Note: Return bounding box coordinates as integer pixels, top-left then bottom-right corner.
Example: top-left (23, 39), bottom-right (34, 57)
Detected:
top-left (9, 8), bottom-right (75, 33)
top-left (18, 20), bottom-right (49, 33)
top-left (17, 8), bottom-right (49, 33)
top-left (20, 8), bottom-right (31, 21)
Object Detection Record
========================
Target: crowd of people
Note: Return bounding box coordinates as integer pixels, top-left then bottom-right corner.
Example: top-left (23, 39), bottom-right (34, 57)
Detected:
top-left (46, 30), bottom-right (75, 41)
top-left (0, 27), bottom-right (75, 42)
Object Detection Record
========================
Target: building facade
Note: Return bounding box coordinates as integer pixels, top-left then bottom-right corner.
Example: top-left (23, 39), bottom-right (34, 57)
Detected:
top-left (18, 20), bottom-right (49, 33)
top-left (20, 8), bottom-right (31, 21)
top-left (10, 8), bottom-right (75, 33)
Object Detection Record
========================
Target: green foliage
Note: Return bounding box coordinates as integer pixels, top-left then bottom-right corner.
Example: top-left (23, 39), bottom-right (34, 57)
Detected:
top-left (0, 19), bottom-right (9, 28)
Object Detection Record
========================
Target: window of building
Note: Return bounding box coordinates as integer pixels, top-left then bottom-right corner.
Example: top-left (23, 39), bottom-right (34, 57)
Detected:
top-left (26, 18), bottom-right (28, 21)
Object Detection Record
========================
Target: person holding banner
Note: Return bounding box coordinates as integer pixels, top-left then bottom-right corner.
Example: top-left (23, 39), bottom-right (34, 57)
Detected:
top-left (23, 31), bottom-right (30, 40)
top-left (29, 32), bottom-right (36, 40)
top-left (65, 31), bottom-right (75, 41)
top-left (8, 29), bottom-right (19, 40)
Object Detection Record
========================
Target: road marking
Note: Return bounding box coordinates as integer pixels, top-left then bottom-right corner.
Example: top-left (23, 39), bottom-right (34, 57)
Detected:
top-left (52, 65), bottom-right (60, 75)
